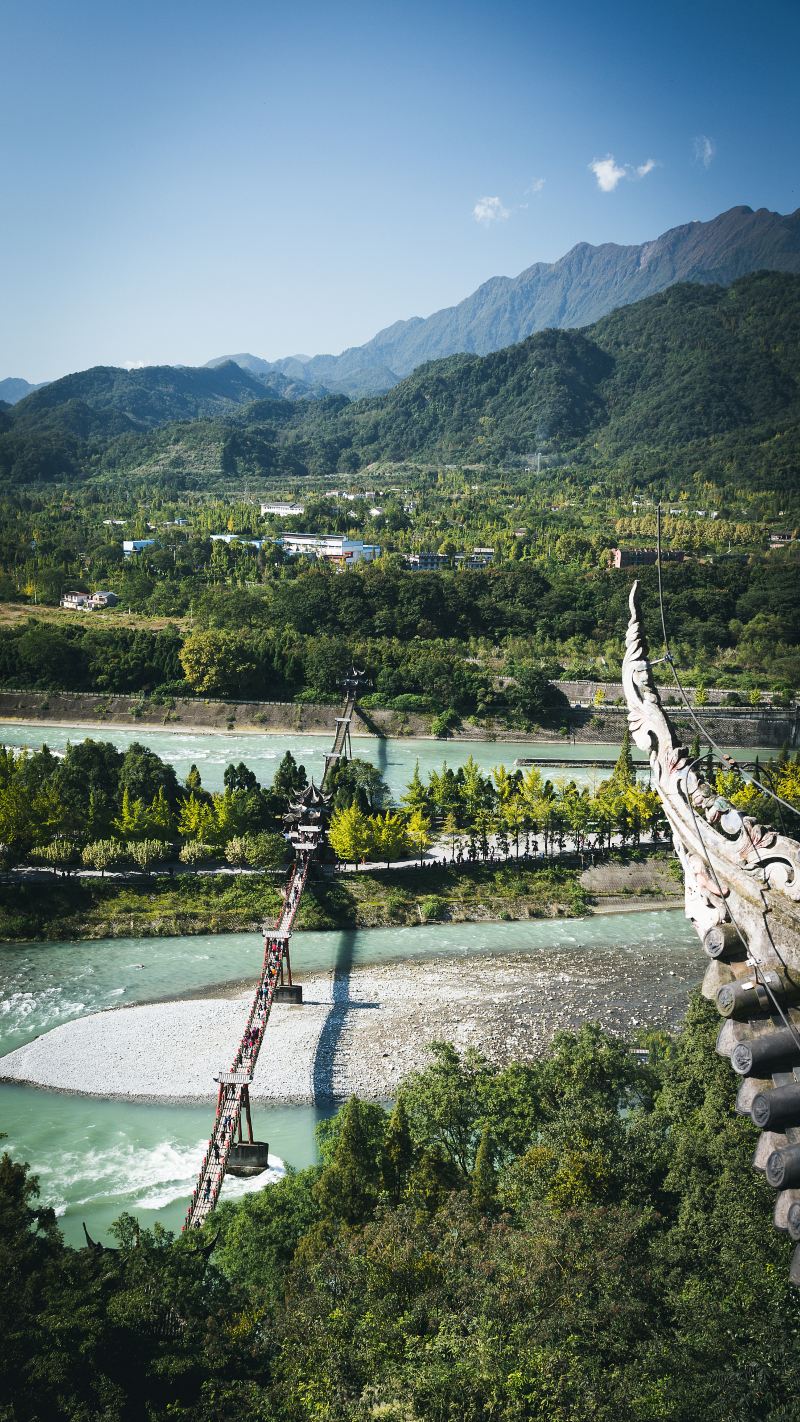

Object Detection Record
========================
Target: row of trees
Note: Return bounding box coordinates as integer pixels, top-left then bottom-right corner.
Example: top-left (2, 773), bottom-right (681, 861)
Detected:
top-left (0, 739), bottom-right (309, 870)
top-left (4, 729), bottom-right (797, 876)
top-left (1, 546), bottom-right (798, 705)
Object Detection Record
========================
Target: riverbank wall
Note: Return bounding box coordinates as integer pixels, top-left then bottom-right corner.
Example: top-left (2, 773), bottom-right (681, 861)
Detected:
top-left (0, 689), bottom-right (794, 747)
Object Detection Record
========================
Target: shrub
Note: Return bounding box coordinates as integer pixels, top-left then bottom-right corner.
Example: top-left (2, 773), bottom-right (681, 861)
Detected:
top-left (81, 840), bottom-right (121, 875)
top-left (388, 694), bottom-right (432, 712)
top-left (419, 894), bottom-right (448, 922)
top-left (179, 841), bottom-right (215, 869)
top-left (243, 831), bottom-right (287, 870)
top-left (224, 836), bottom-right (250, 869)
top-left (127, 839), bottom-right (171, 873)
top-left (431, 707), bottom-right (461, 739)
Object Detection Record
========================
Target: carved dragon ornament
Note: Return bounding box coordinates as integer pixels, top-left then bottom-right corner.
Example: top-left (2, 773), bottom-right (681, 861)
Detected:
top-left (622, 581), bottom-right (800, 978)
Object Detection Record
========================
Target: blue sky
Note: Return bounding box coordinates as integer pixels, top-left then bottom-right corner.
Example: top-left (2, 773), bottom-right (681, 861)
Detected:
top-left (2, 0), bottom-right (798, 381)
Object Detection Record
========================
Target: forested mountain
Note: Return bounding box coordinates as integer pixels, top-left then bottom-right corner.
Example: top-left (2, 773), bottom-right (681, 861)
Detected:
top-left (10, 361), bottom-right (274, 435)
top-left (204, 353), bottom-right (325, 400)
top-left (257, 271), bottom-right (800, 491)
top-left (1, 272), bottom-right (798, 492)
top-left (212, 205), bottom-right (800, 396)
top-left (324, 271), bottom-right (800, 469)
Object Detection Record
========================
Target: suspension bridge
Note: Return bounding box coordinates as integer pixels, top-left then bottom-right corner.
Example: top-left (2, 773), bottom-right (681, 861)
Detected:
top-left (183, 672), bottom-right (361, 1229)
top-left (184, 618), bottom-right (800, 1287)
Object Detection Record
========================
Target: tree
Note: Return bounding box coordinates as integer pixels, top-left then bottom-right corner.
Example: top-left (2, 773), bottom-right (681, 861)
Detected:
top-left (512, 664), bottom-right (569, 724)
top-left (382, 1099), bottom-right (414, 1203)
top-left (243, 831), bottom-right (286, 870)
top-left (185, 763), bottom-right (203, 792)
top-left (610, 726), bottom-right (635, 792)
top-left (179, 629), bottom-right (258, 696)
top-left (372, 811), bottom-right (410, 865)
top-left (127, 839), bottom-right (169, 873)
top-left (270, 750), bottom-right (307, 814)
top-left (401, 760), bottom-right (429, 815)
top-left (113, 786), bottom-right (153, 841)
top-left (31, 838), bottom-right (78, 874)
top-left (314, 1097), bottom-right (385, 1225)
top-left (327, 803), bottom-right (373, 865)
top-left (471, 1124), bottom-right (496, 1213)
top-left (225, 836), bottom-right (250, 869)
top-left (406, 807), bottom-right (432, 856)
top-left (399, 1042), bottom-right (493, 1178)
top-left (178, 792), bottom-right (217, 843)
top-left (441, 809), bottom-right (461, 861)
top-left (328, 758), bottom-right (389, 814)
top-left (0, 782), bottom-right (36, 858)
top-left (119, 741), bottom-right (179, 808)
top-left (81, 839), bottom-right (119, 875)
top-left (224, 760), bottom-right (258, 793)
top-left (178, 840), bottom-right (214, 870)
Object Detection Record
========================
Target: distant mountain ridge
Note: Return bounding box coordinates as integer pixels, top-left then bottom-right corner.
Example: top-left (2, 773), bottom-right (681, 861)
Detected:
top-left (2, 271), bottom-right (799, 491)
top-left (9, 361), bottom-right (275, 438)
top-left (208, 205), bottom-right (800, 397)
top-left (0, 377), bottom-right (46, 405)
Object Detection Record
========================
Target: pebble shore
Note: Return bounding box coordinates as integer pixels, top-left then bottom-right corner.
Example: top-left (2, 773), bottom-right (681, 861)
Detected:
top-left (0, 940), bottom-right (702, 1104)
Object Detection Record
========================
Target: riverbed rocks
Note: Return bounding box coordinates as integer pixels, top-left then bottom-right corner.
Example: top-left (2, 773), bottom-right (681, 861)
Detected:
top-left (1, 942), bottom-right (701, 1105)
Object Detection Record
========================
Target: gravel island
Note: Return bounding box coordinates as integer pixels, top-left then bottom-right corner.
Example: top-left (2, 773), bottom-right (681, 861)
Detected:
top-left (1, 937), bottom-right (702, 1104)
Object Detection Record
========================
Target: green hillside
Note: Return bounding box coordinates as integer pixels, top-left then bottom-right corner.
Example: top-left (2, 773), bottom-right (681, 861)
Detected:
top-left (313, 271), bottom-right (800, 483)
top-left (1, 272), bottom-right (799, 494)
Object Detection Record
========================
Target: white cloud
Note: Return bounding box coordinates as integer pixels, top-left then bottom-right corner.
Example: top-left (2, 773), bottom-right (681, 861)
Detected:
top-left (693, 134), bottom-right (716, 168)
top-left (123, 360), bottom-right (147, 370)
top-left (590, 156), bottom-right (627, 192)
top-left (528, 177), bottom-right (546, 194)
top-left (473, 195), bottom-right (510, 224)
top-left (590, 154), bottom-right (658, 191)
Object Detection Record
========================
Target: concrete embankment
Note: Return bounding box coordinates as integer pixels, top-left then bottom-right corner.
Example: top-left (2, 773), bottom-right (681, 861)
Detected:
top-left (0, 688), bottom-right (794, 746)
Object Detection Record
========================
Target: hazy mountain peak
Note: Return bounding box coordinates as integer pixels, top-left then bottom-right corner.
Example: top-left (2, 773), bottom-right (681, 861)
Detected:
top-left (0, 377), bottom-right (47, 405)
top-left (208, 204), bottom-right (800, 398)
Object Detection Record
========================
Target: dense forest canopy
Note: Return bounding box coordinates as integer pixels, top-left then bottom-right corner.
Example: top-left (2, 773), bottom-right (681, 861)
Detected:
top-left (3, 1000), bottom-right (800, 1420)
top-left (1, 553), bottom-right (798, 702)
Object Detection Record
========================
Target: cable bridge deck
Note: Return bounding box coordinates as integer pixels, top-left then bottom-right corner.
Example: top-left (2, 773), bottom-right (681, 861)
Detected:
top-left (184, 676), bottom-right (361, 1230)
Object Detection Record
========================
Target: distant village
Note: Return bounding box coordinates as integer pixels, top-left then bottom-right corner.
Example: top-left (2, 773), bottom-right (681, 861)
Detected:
top-left (58, 492), bottom-right (797, 611)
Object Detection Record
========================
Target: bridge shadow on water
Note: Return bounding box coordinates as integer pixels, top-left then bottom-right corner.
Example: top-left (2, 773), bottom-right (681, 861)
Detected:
top-left (311, 928), bottom-right (378, 1103)
top-left (374, 733), bottom-right (389, 783)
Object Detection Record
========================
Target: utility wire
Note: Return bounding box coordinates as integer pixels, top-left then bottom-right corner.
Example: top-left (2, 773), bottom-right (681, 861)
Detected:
top-left (654, 504), bottom-right (800, 818)
top-left (652, 510), bottom-right (800, 1050)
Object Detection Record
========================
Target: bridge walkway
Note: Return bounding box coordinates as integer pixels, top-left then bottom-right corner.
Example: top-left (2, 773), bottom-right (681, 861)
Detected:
top-left (184, 684), bottom-right (357, 1229)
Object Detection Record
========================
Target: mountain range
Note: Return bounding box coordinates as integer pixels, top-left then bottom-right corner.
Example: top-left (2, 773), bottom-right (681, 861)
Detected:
top-left (2, 271), bottom-right (797, 496)
top-left (207, 204), bottom-right (800, 397)
top-left (4, 204), bottom-right (799, 408)
top-left (0, 377), bottom-right (46, 406)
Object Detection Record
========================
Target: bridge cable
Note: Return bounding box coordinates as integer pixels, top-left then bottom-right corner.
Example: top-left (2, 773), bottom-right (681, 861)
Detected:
top-left (654, 502), bottom-right (800, 820)
top-left (653, 506), bottom-right (800, 1049)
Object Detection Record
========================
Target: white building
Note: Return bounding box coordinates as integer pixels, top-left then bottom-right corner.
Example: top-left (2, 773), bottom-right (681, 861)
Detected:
top-left (278, 534), bottom-right (380, 565)
top-left (60, 590), bottom-right (119, 610)
top-left (260, 502), bottom-right (304, 517)
top-left (210, 533), bottom-right (264, 549)
top-left (122, 538), bottom-right (156, 556)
